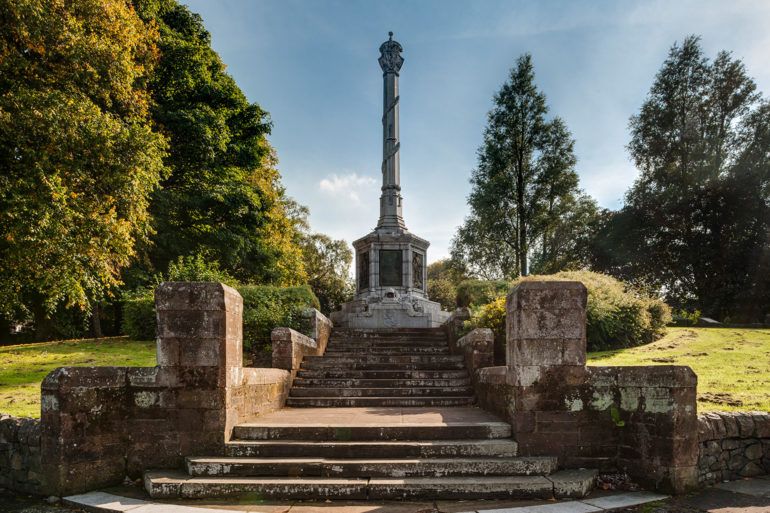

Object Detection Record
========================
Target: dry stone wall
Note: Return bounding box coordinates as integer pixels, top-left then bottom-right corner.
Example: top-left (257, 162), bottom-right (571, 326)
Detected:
top-left (0, 415), bottom-right (42, 494)
top-left (698, 411), bottom-right (770, 485)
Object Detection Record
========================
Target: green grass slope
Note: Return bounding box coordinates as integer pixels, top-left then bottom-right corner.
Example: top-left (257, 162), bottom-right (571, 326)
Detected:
top-left (588, 327), bottom-right (770, 412)
top-left (0, 337), bottom-right (155, 418)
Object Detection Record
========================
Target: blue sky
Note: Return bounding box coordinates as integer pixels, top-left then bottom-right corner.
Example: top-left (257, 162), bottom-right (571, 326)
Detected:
top-left (182, 0), bottom-right (770, 262)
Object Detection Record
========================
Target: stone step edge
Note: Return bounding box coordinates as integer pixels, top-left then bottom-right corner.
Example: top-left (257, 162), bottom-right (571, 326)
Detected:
top-left (224, 439), bottom-right (519, 456)
top-left (63, 489), bottom-right (671, 513)
top-left (231, 422), bottom-right (511, 441)
top-left (185, 455), bottom-right (558, 477)
top-left (143, 469), bottom-right (599, 500)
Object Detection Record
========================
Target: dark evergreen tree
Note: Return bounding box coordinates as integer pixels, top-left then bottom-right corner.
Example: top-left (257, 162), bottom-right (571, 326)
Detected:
top-left (593, 36), bottom-right (770, 320)
top-left (451, 54), bottom-right (598, 279)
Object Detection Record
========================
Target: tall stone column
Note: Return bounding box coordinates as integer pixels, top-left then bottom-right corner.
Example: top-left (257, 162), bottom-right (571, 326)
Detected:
top-left (377, 32), bottom-right (405, 230)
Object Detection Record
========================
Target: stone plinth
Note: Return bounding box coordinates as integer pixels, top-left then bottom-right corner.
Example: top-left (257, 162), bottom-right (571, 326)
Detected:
top-left (506, 281), bottom-right (587, 386)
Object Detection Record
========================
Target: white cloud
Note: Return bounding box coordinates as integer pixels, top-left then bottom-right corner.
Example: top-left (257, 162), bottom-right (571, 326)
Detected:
top-left (319, 172), bottom-right (378, 205)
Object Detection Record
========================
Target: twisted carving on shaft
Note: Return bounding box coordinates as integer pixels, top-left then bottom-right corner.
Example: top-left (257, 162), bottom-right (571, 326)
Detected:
top-left (381, 95), bottom-right (400, 124)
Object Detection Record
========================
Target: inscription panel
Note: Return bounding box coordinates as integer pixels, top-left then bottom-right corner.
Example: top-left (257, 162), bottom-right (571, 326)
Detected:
top-left (379, 250), bottom-right (402, 287)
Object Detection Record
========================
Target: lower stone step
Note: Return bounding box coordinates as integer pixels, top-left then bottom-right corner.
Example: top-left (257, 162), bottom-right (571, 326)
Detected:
top-left (232, 421), bottom-right (511, 441)
top-left (186, 456), bottom-right (558, 478)
top-left (285, 396), bottom-right (475, 407)
top-left (225, 439), bottom-right (519, 458)
top-left (289, 387), bottom-right (474, 397)
top-left (145, 469), bottom-right (597, 500)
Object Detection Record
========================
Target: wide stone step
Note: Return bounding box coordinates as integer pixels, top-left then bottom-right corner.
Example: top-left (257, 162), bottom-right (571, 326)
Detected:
top-left (232, 421), bottom-right (510, 441)
top-left (325, 347), bottom-right (450, 354)
top-left (331, 329), bottom-right (446, 338)
top-left (367, 470), bottom-right (597, 500)
top-left (285, 397), bottom-right (475, 407)
top-left (186, 456), bottom-right (558, 478)
top-left (225, 439), bottom-right (518, 458)
top-left (305, 355), bottom-right (462, 364)
top-left (145, 470), bottom-right (597, 500)
top-left (289, 387), bottom-right (474, 398)
top-left (329, 339), bottom-right (447, 347)
top-left (296, 369), bottom-right (469, 379)
top-left (300, 361), bottom-right (466, 371)
top-left (292, 378), bottom-right (471, 388)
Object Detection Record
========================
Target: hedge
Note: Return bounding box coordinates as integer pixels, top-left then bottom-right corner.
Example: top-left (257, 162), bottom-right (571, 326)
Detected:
top-left (121, 283), bottom-right (320, 351)
top-left (465, 270), bottom-right (672, 353)
top-left (456, 279), bottom-right (510, 308)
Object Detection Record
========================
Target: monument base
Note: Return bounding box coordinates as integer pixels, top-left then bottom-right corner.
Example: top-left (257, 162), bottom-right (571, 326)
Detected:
top-left (330, 291), bottom-right (450, 329)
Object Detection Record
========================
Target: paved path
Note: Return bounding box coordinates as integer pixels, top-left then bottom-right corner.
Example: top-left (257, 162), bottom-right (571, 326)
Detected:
top-left (59, 489), bottom-right (669, 513)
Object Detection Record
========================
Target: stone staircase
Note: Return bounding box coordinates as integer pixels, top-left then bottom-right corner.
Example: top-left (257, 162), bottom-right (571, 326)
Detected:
top-left (287, 328), bottom-right (475, 407)
top-left (144, 328), bottom-right (596, 500)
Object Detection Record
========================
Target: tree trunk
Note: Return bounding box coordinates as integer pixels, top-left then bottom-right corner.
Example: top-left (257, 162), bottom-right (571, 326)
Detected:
top-left (31, 300), bottom-right (54, 341)
top-left (517, 156), bottom-right (528, 276)
top-left (92, 302), bottom-right (103, 338)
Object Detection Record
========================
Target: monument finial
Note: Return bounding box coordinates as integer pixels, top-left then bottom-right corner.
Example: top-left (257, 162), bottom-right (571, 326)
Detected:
top-left (388, 31), bottom-right (393, 40)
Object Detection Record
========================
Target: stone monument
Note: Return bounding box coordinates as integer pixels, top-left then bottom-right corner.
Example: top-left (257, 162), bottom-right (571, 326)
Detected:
top-left (331, 33), bottom-right (449, 328)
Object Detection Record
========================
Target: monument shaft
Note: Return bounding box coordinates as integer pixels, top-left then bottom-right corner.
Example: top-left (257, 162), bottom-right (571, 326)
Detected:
top-left (378, 32), bottom-right (405, 229)
top-left (331, 32), bottom-right (449, 328)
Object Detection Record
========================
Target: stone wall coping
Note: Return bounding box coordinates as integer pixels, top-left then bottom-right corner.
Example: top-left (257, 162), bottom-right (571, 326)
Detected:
top-left (240, 367), bottom-right (291, 386)
top-left (509, 280), bottom-right (586, 292)
top-left (588, 365), bottom-right (698, 388)
top-left (155, 281), bottom-right (242, 313)
top-left (456, 328), bottom-right (494, 349)
top-left (41, 366), bottom-right (128, 392)
top-left (698, 411), bottom-right (770, 442)
top-left (270, 327), bottom-right (317, 349)
top-left (445, 307), bottom-right (471, 325)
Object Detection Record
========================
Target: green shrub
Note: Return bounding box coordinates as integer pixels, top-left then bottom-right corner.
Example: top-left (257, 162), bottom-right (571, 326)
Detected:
top-left (456, 279), bottom-right (511, 308)
top-left (428, 278), bottom-right (458, 311)
top-left (164, 254), bottom-right (238, 286)
top-left (122, 292), bottom-right (156, 340)
top-left (239, 285), bottom-right (319, 351)
top-left (465, 271), bottom-right (671, 352)
top-left (120, 283), bottom-right (319, 349)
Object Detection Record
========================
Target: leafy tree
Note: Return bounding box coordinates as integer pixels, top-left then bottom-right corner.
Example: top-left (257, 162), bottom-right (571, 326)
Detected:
top-left (426, 259), bottom-right (468, 311)
top-left (0, 0), bottom-right (166, 337)
top-left (300, 233), bottom-right (353, 314)
top-left (451, 54), bottom-right (598, 279)
top-left (131, 0), bottom-right (306, 286)
top-left (594, 36), bottom-right (770, 320)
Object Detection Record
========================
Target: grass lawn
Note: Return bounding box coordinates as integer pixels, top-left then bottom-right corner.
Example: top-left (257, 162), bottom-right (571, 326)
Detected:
top-left (1, 328), bottom-right (768, 418)
top-left (588, 327), bottom-right (770, 413)
top-left (0, 337), bottom-right (155, 418)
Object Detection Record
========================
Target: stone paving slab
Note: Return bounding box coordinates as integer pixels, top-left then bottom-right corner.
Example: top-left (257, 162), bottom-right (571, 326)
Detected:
top-left (715, 477), bottom-right (770, 498)
top-left (62, 490), bottom-right (667, 513)
top-left (582, 491), bottom-right (669, 509)
top-left (62, 491), bottom-right (148, 512)
top-left (472, 502), bottom-right (602, 513)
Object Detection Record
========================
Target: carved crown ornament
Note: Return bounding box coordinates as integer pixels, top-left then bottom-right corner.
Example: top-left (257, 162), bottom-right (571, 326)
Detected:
top-left (378, 31), bottom-right (404, 74)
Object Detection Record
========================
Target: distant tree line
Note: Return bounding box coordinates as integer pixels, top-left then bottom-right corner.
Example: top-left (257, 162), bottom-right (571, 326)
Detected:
top-left (450, 36), bottom-right (770, 322)
top-left (0, 0), bottom-right (351, 341)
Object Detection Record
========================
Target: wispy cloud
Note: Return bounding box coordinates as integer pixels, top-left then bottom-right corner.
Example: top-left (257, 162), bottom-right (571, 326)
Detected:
top-left (319, 172), bottom-right (378, 205)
